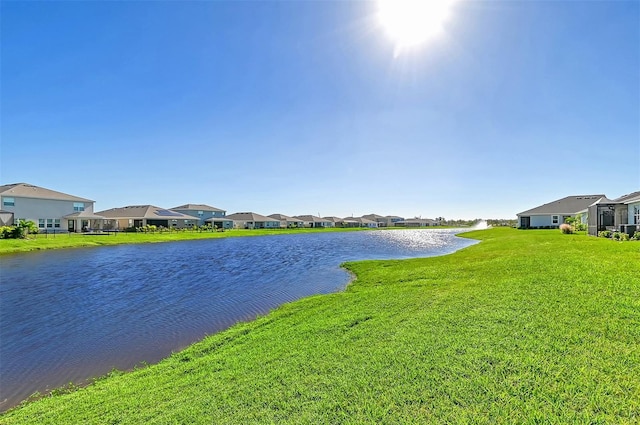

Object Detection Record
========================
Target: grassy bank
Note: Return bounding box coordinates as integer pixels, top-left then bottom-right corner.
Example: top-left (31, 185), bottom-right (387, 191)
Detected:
top-left (0, 227), bottom-right (372, 255)
top-left (2, 228), bottom-right (639, 423)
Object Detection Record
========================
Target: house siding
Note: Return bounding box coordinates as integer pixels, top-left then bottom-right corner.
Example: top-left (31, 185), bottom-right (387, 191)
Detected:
top-left (523, 215), bottom-right (571, 228)
top-left (172, 209), bottom-right (229, 227)
top-left (628, 201), bottom-right (640, 225)
top-left (0, 196), bottom-right (94, 230)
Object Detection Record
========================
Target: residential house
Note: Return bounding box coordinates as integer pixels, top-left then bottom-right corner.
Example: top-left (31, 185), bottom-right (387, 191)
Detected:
top-left (385, 215), bottom-right (405, 227)
top-left (203, 216), bottom-right (235, 229)
top-left (269, 214), bottom-right (305, 228)
top-left (517, 194), bottom-right (606, 229)
top-left (323, 216), bottom-right (359, 228)
top-left (350, 217), bottom-right (379, 228)
top-left (96, 205), bottom-right (199, 230)
top-left (226, 212), bottom-right (281, 229)
top-left (0, 183), bottom-right (104, 232)
top-left (395, 218), bottom-right (437, 227)
top-left (171, 204), bottom-right (232, 229)
top-left (294, 215), bottom-right (335, 228)
top-left (362, 214), bottom-right (388, 227)
top-left (587, 191), bottom-right (640, 236)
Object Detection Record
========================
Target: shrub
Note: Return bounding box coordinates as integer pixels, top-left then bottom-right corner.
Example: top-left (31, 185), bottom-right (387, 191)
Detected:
top-left (0, 220), bottom-right (37, 239)
top-left (612, 232), bottom-right (629, 241)
top-left (0, 226), bottom-right (13, 239)
top-left (574, 223), bottom-right (587, 232)
top-left (559, 223), bottom-right (573, 234)
top-left (598, 230), bottom-right (612, 238)
top-left (632, 231), bottom-right (640, 241)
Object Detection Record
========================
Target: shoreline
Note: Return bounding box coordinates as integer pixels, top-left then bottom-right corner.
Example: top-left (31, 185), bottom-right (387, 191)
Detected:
top-left (0, 226), bottom-right (470, 256)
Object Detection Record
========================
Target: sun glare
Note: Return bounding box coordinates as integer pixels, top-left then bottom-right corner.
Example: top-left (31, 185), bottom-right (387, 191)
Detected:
top-left (377, 0), bottom-right (456, 51)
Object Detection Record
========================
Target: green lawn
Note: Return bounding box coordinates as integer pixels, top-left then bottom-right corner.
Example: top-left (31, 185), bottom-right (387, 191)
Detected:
top-left (2, 228), bottom-right (639, 424)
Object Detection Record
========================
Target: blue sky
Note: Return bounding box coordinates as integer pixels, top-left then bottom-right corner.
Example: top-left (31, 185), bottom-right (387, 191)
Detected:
top-left (2, 0), bottom-right (638, 219)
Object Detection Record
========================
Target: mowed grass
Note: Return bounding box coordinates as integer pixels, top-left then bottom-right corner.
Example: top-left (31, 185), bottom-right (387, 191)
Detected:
top-left (2, 228), bottom-right (639, 424)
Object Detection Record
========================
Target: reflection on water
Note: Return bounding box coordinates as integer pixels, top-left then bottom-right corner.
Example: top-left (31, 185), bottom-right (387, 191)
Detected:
top-left (0, 228), bottom-right (477, 410)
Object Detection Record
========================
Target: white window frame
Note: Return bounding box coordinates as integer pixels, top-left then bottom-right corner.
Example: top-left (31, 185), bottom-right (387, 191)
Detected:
top-left (73, 202), bottom-right (85, 212)
top-left (552, 215), bottom-right (559, 224)
top-left (3, 197), bottom-right (15, 207)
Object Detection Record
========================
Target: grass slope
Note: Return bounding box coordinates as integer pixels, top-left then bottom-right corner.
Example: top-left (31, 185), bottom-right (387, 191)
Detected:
top-left (2, 228), bottom-right (639, 424)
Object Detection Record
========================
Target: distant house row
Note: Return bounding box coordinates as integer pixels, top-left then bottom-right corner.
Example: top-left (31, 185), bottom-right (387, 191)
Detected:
top-left (0, 183), bottom-right (441, 233)
top-left (516, 192), bottom-right (640, 236)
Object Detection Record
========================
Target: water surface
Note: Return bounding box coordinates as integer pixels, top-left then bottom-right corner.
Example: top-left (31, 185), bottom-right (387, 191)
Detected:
top-left (0, 229), bottom-right (477, 410)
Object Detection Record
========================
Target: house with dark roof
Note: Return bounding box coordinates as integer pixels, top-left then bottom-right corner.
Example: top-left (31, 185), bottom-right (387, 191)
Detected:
top-left (96, 205), bottom-right (199, 230)
top-left (171, 204), bottom-right (228, 227)
top-left (226, 212), bottom-right (281, 229)
top-left (517, 191), bottom-right (640, 235)
top-left (586, 191), bottom-right (640, 236)
top-left (516, 194), bottom-right (605, 229)
top-left (0, 183), bottom-right (103, 232)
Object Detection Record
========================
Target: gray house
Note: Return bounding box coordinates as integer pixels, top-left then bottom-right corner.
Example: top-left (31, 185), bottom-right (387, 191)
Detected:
top-left (226, 212), bottom-right (281, 229)
top-left (0, 182), bottom-right (103, 232)
top-left (171, 204), bottom-right (228, 227)
top-left (96, 205), bottom-right (199, 230)
top-left (517, 195), bottom-right (605, 229)
top-left (587, 191), bottom-right (640, 236)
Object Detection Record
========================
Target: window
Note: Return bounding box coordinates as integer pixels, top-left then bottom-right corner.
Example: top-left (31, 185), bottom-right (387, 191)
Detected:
top-left (39, 219), bottom-right (45, 228)
top-left (552, 215), bottom-right (559, 224)
top-left (73, 202), bottom-right (85, 212)
top-left (54, 219), bottom-right (61, 228)
top-left (46, 219), bottom-right (53, 228)
top-left (3, 197), bottom-right (15, 207)
top-left (197, 211), bottom-right (204, 216)
top-left (634, 206), bottom-right (640, 225)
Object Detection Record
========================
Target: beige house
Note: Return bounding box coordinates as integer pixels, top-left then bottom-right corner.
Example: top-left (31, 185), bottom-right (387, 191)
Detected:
top-left (294, 215), bottom-right (335, 228)
top-left (269, 214), bottom-right (305, 228)
top-left (0, 183), bottom-right (103, 232)
top-left (96, 205), bottom-right (199, 230)
top-left (362, 214), bottom-right (388, 227)
top-left (226, 212), bottom-right (281, 229)
top-left (395, 218), bottom-right (438, 227)
top-left (350, 217), bottom-right (379, 228)
top-left (323, 216), bottom-right (359, 228)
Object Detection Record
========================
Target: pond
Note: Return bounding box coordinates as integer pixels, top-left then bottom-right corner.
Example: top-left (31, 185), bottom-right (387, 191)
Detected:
top-left (0, 228), bottom-right (478, 411)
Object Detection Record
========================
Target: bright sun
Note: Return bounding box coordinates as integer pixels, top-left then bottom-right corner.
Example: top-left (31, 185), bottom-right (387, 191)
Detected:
top-left (377, 0), bottom-right (456, 50)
